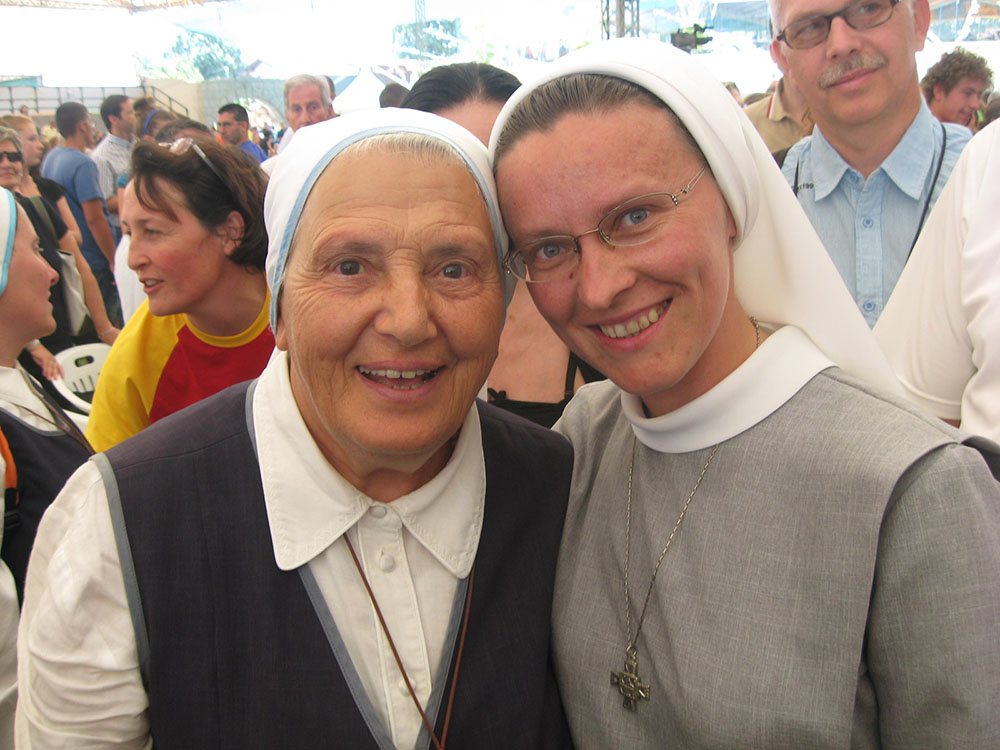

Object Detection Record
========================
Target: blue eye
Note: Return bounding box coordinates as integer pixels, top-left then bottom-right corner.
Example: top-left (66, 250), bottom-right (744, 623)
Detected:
top-left (537, 243), bottom-right (567, 261)
top-left (621, 207), bottom-right (650, 227)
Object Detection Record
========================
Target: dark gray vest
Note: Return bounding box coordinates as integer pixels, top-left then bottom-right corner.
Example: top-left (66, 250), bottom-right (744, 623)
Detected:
top-left (101, 381), bottom-right (574, 749)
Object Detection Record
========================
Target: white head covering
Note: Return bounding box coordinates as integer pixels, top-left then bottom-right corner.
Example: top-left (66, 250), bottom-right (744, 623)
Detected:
top-left (489, 38), bottom-right (900, 394)
top-left (265, 108), bottom-right (515, 327)
top-left (0, 187), bottom-right (17, 299)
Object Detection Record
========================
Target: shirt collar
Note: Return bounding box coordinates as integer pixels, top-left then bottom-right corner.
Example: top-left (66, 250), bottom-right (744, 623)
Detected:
top-left (880, 102), bottom-right (937, 200)
top-left (622, 326), bottom-right (834, 453)
top-left (769, 80), bottom-right (792, 122)
top-left (253, 351), bottom-right (485, 577)
top-left (809, 104), bottom-right (935, 200)
top-left (104, 133), bottom-right (134, 148)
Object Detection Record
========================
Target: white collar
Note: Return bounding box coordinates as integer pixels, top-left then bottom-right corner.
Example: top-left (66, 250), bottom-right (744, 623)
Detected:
top-left (0, 365), bottom-right (61, 432)
top-left (253, 351), bottom-right (485, 576)
top-left (622, 326), bottom-right (833, 453)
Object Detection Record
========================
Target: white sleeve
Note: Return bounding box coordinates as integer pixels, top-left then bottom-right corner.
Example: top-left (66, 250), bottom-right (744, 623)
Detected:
top-left (15, 461), bottom-right (151, 750)
top-left (875, 123), bottom-right (1000, 441)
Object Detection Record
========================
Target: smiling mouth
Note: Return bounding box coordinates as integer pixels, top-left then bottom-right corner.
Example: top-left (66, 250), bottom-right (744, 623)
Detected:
top-left (357, 366), bottom-right (444, 390)
top-left (598, 302), bottom-right (669, 340)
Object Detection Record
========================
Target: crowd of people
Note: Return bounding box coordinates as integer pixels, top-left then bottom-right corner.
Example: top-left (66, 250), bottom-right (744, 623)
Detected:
top-left (0, 0), bottom-right (998, 746)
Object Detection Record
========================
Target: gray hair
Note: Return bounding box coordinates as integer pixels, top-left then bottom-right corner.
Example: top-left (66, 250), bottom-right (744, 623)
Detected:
top-left (283, 74), bottom-right (332, 111)
top-left (0, 126), bottom-right (22, 153)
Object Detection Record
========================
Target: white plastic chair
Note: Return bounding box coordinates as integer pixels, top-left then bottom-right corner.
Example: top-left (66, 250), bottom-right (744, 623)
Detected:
top-left (52, 343), bottom-right (111, 415)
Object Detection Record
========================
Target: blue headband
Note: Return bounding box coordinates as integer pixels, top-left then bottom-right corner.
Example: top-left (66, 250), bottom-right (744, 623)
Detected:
top-left (142, 108), bottom-right (166, 137)
top-left (0, 188), bottom-right (16, 298)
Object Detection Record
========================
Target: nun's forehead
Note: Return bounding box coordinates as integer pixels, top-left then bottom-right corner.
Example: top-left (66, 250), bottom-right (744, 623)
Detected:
top-left (287, 134), bottom-right (489, 252)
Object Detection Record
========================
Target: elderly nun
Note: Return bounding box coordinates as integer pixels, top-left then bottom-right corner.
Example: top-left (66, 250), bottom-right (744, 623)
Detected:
top-left (17, 111), bottom-right (574, 749)
top-left (490, 39), bottom-right (1000, 748)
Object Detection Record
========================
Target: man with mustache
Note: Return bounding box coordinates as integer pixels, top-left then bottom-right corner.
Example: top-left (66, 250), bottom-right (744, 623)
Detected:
top-left (770, 0), bottom-right (970, 326)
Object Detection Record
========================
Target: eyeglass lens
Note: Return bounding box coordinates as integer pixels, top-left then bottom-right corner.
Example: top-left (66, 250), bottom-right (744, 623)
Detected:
top-left (780, 0), bottom-right (896, 49)
top-left (0, 151), bottom-right (23, 163)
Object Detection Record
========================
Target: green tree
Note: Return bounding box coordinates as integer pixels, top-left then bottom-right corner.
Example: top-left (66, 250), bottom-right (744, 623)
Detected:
top-left (393, 18), bottom-right (462, 61)
top-left (141, 29), bottom-right (245, 82)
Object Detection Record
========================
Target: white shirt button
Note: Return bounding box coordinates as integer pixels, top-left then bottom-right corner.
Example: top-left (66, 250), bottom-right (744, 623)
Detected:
top-left (398, 678), bottom-right (410, 695)
top-left (370, 505), bottom-right (388, 518)
top-left (380, 553), bottom-right (396, 572)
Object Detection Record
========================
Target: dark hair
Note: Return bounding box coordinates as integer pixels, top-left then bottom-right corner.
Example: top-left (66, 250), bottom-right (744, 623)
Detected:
top-left (55, 102), bottom-right (89, 139)
top-left (130, 139), bottom-right (269, 270)
top-left (921, 47), bottom-right (993, 101)
top-left (983, 98), bottom-right (1000, 128)
top-left (493, 74), bottom-right (700, 166)
top-left (217, 102), bottom-right (250, 123)
top-left (401, 63), bottom-right (521, 113)
top-left (154, 117), bottom-right (212, 143)
top-left (100, 94), bottom-right (130, 130)
top-left (379, 82), bottom-right (410, 108)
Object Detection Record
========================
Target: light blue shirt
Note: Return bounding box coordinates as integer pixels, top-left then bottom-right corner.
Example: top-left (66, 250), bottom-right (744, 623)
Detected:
top-left (782, 103), bottom-right (970, 326)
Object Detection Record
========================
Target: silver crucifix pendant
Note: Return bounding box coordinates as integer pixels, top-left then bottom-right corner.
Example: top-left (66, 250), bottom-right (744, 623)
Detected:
top-left (610, 646), bottom-right (650, 711)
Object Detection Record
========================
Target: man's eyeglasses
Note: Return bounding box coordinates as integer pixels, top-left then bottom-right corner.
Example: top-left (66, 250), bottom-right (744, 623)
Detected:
top-left (0, 151), bottom-right (23, 164)
top-left (160, 137), bottom-right (232, 194)
top-left (776, 0), bottom-right (900, 49)
top-left (503, 167), bottom-right (707, 284)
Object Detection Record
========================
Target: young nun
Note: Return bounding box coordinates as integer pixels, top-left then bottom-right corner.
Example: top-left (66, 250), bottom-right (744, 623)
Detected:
top-left (491, 38), bottom-right (1000, 748)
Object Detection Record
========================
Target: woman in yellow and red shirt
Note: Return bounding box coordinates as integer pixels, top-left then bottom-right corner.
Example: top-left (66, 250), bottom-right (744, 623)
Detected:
top-left (86, 138), bottom-right (272, 452)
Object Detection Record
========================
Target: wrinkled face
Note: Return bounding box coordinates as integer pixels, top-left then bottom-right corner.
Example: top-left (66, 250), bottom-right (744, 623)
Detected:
top-left (770, 0), bottom-right (929, 132)
top-left (217, 112), bottom-right (247, 146)
top-left (286, 84), bottom-right (334, 131)
top-left (496, 103), bottom-right (746, 417)
top-left (435, 98), bottom-right (506, 146)
top-left (930, 75), bottom-right (985, 125)
top-left (122, 179), bottom-right (234, 320)
top-left (15, 123), bottom-right (43, 169)
top-left (113, 99), bottom-right (136, 139)
top-left (0, 206), bottom-right (59, 346)
top-left (275, 148), bottom-right (503, 483)
top-left (0, 141), bottom-right (22, 190)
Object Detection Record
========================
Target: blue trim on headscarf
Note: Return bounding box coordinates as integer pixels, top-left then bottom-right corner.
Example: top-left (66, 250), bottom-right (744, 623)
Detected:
top-left (269, 124), bottom-right (508, 327)
top-left (0, 189), bottom-right (16, 299)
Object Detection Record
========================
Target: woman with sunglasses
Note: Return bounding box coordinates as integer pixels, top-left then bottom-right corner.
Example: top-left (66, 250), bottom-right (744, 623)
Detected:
top-left (0, 127), bottom-right (117, 378)
top-left (491, 39), bottom-right (1000, 747)
top-left (0, 114), bottom-right (83, 248)
top-left (85, 138), bottom-right (273, 452)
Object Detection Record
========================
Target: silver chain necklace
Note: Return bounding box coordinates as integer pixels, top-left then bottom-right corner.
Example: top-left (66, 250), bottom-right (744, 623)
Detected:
top-left (610, 317), bottom-right (759, 711)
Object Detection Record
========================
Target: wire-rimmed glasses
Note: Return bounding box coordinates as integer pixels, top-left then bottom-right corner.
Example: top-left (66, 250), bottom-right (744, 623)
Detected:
top-left (503, 167), bottom-right (707, 284)
top-left (776, 0), bottom-right (900, 49)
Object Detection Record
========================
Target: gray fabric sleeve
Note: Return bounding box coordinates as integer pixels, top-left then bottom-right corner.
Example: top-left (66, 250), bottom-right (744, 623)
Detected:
top-left (868, 442), bottom-right (1000, 747)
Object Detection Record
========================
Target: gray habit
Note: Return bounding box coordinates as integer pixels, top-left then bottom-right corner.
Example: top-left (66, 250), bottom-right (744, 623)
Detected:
top-left (553, 368), bottom-right (1000, 749)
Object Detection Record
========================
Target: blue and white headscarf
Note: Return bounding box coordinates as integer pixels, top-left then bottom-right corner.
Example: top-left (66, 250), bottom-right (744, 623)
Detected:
top-left (264, 108), bottom-right (514, 327)
top-left (0, 187), bottom-right (16, 299)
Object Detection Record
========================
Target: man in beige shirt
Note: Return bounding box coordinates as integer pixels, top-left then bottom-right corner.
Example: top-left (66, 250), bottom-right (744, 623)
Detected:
top-left (744, 75), bottom-right (812, 155)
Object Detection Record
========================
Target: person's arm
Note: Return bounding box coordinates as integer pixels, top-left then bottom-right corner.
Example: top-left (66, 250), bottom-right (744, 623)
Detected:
top-left (55, 196), bottom-right (83, 247)
top-left (16, 462), bottom-right (151, 749)
top-left (25, 342), bottom-right (63, 381)
top-left (81, 199), bottom-right (116, 265)
top-left (867, 444), bottom-right (1000, 746)
top-left (57, 232), bottom-right (119, 345)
